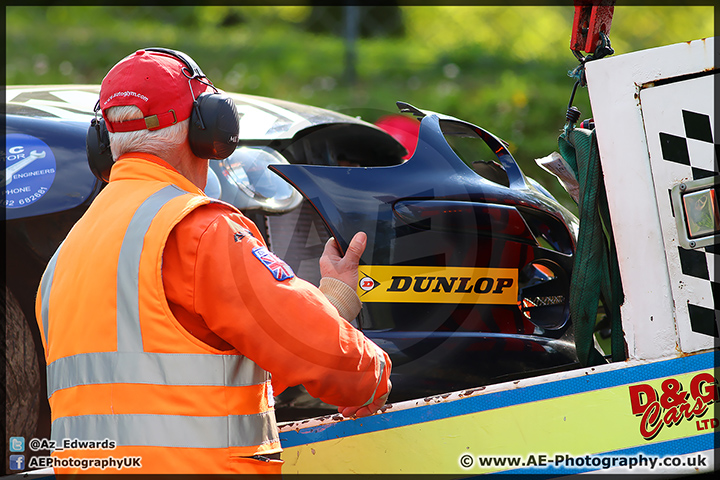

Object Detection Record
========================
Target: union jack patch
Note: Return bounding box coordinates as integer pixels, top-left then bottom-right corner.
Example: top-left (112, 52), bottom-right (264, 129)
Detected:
top-left (252, 246), bottom-right (295, 281)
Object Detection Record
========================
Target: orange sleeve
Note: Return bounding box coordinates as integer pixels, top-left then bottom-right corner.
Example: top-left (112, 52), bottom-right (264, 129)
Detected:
top-left (164, 203), bottom-right (390, 408)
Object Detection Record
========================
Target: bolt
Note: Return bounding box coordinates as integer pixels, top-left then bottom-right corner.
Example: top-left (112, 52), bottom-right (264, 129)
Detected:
top-left (689, 241), bottom-right (696, 248)
top-left (679, 183), bottom-right (687, 192)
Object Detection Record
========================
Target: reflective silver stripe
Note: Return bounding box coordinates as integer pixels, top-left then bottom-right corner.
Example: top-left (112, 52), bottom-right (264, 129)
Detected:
top-left (47, 185), bottom-right (277, 450)
top-left (51, 411), bottom-right (278, 449)
top-left (39, 245), bottom-right (63, 347)
top-left (117, 185), bottom-right (187, 353)
top-left (231, 411), bottom-right (279, 449)
top-left (362, 341), bottom-right (387, 406)
top-left (47, 351), bottom-right (268, 397)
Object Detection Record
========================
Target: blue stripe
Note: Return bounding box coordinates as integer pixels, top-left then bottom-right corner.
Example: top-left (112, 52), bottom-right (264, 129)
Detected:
top-left (279, 351), bottom-right (717, 448)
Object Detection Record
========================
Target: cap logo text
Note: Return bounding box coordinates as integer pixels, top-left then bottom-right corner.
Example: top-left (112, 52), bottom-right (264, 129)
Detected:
top-left (104, 91), bottom-right (149, 105)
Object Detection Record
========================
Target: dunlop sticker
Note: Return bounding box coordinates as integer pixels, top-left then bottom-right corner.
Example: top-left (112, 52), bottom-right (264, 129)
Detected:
top-left (357, 266), bottom-right (518, 304)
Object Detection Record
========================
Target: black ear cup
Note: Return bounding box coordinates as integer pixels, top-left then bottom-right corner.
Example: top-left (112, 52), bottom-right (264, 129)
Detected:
top-left (146, 47), bottom-right (240, 159)
top-left (86, 117), bottom-right (114, 183)
top-left (188, 92), bottom-right (240, 160)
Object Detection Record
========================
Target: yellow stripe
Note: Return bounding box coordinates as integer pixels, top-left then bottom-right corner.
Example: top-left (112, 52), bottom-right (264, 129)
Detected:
top-left (281, 368), bottom-right (716, 474)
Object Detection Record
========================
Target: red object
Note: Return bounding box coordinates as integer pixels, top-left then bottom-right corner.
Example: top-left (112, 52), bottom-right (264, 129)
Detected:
top-left (571, 1), bottom-right (615, 55)
top-left (375, 114), bottom-right (420, 159)
top-left (100, 49), bottom-right (212, 132)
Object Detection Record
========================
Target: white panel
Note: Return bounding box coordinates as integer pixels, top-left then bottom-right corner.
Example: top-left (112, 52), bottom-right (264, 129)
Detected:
top-left (585, 38), bottom-right (715, 360)
top-left (639, 74), bottom-right (717, 353)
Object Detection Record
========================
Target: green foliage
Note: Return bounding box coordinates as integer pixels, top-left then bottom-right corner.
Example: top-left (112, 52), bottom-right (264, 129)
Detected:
top-left (6, 5), bottom-right (712, 209)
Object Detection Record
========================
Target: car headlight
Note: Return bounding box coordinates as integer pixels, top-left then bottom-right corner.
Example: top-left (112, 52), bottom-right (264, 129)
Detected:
top-left (220, 146), bottom-right (301, 213)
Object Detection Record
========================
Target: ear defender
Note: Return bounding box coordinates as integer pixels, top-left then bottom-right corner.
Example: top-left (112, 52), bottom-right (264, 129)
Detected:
top-left (144, 47), bottom-right (240, 161)
top-left (86, 47), bottom-right (240, 183)
top-left (86, 112), bottom-right (114, 183)
top-left (189, 90), bottom-right (240, 160)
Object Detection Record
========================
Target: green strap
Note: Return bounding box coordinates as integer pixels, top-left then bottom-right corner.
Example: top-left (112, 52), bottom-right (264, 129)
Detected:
top-left (558, 127), bottom-right (626, 366)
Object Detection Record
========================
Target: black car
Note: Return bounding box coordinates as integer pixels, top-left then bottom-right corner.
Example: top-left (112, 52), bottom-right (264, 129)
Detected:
top-left (4, 86), bottom-right (579, 432)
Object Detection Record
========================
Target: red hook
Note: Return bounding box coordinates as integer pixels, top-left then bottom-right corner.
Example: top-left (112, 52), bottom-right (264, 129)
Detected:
top-left (571, 1), bottom-right (615, 55)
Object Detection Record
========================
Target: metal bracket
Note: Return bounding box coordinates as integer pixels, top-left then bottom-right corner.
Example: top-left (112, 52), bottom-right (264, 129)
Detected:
top-left (671, 175), bottom-right (720, 249)
top-left (570, 1), bottom-right (615, 55)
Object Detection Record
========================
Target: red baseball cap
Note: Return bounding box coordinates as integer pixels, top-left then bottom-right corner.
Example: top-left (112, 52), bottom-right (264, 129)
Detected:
top-left (99, 49), bottom-right (212, 133)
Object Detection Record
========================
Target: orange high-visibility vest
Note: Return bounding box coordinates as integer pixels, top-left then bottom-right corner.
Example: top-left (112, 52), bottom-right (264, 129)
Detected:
top-left (36, 154), bottom-right (281, 474)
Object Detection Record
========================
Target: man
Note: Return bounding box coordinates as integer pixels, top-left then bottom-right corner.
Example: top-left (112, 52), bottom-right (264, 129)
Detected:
top-left (35, 48), bottom-right (391, 475)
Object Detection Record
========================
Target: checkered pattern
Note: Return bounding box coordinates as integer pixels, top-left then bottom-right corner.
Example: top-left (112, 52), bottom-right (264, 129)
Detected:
top-left (658, 109), bottom-right (719, 338)
top-left (659, 110), bottom-right (719, 179)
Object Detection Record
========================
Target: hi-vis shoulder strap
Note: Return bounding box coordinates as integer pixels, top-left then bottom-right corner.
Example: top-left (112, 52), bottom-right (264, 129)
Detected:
top-left (40, 185), bottom-right (278, 449)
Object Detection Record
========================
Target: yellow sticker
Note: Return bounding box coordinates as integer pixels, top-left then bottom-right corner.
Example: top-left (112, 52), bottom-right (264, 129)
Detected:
top-left (357, 265), bottom-right (518, 304)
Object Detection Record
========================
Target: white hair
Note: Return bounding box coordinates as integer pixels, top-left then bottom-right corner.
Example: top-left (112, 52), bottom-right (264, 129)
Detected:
top-left (105, 105), bottom-right (189, 160)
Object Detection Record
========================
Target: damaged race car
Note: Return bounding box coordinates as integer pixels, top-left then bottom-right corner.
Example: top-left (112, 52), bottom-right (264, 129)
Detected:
top-left (4, 85), bottom-right (579, 426)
